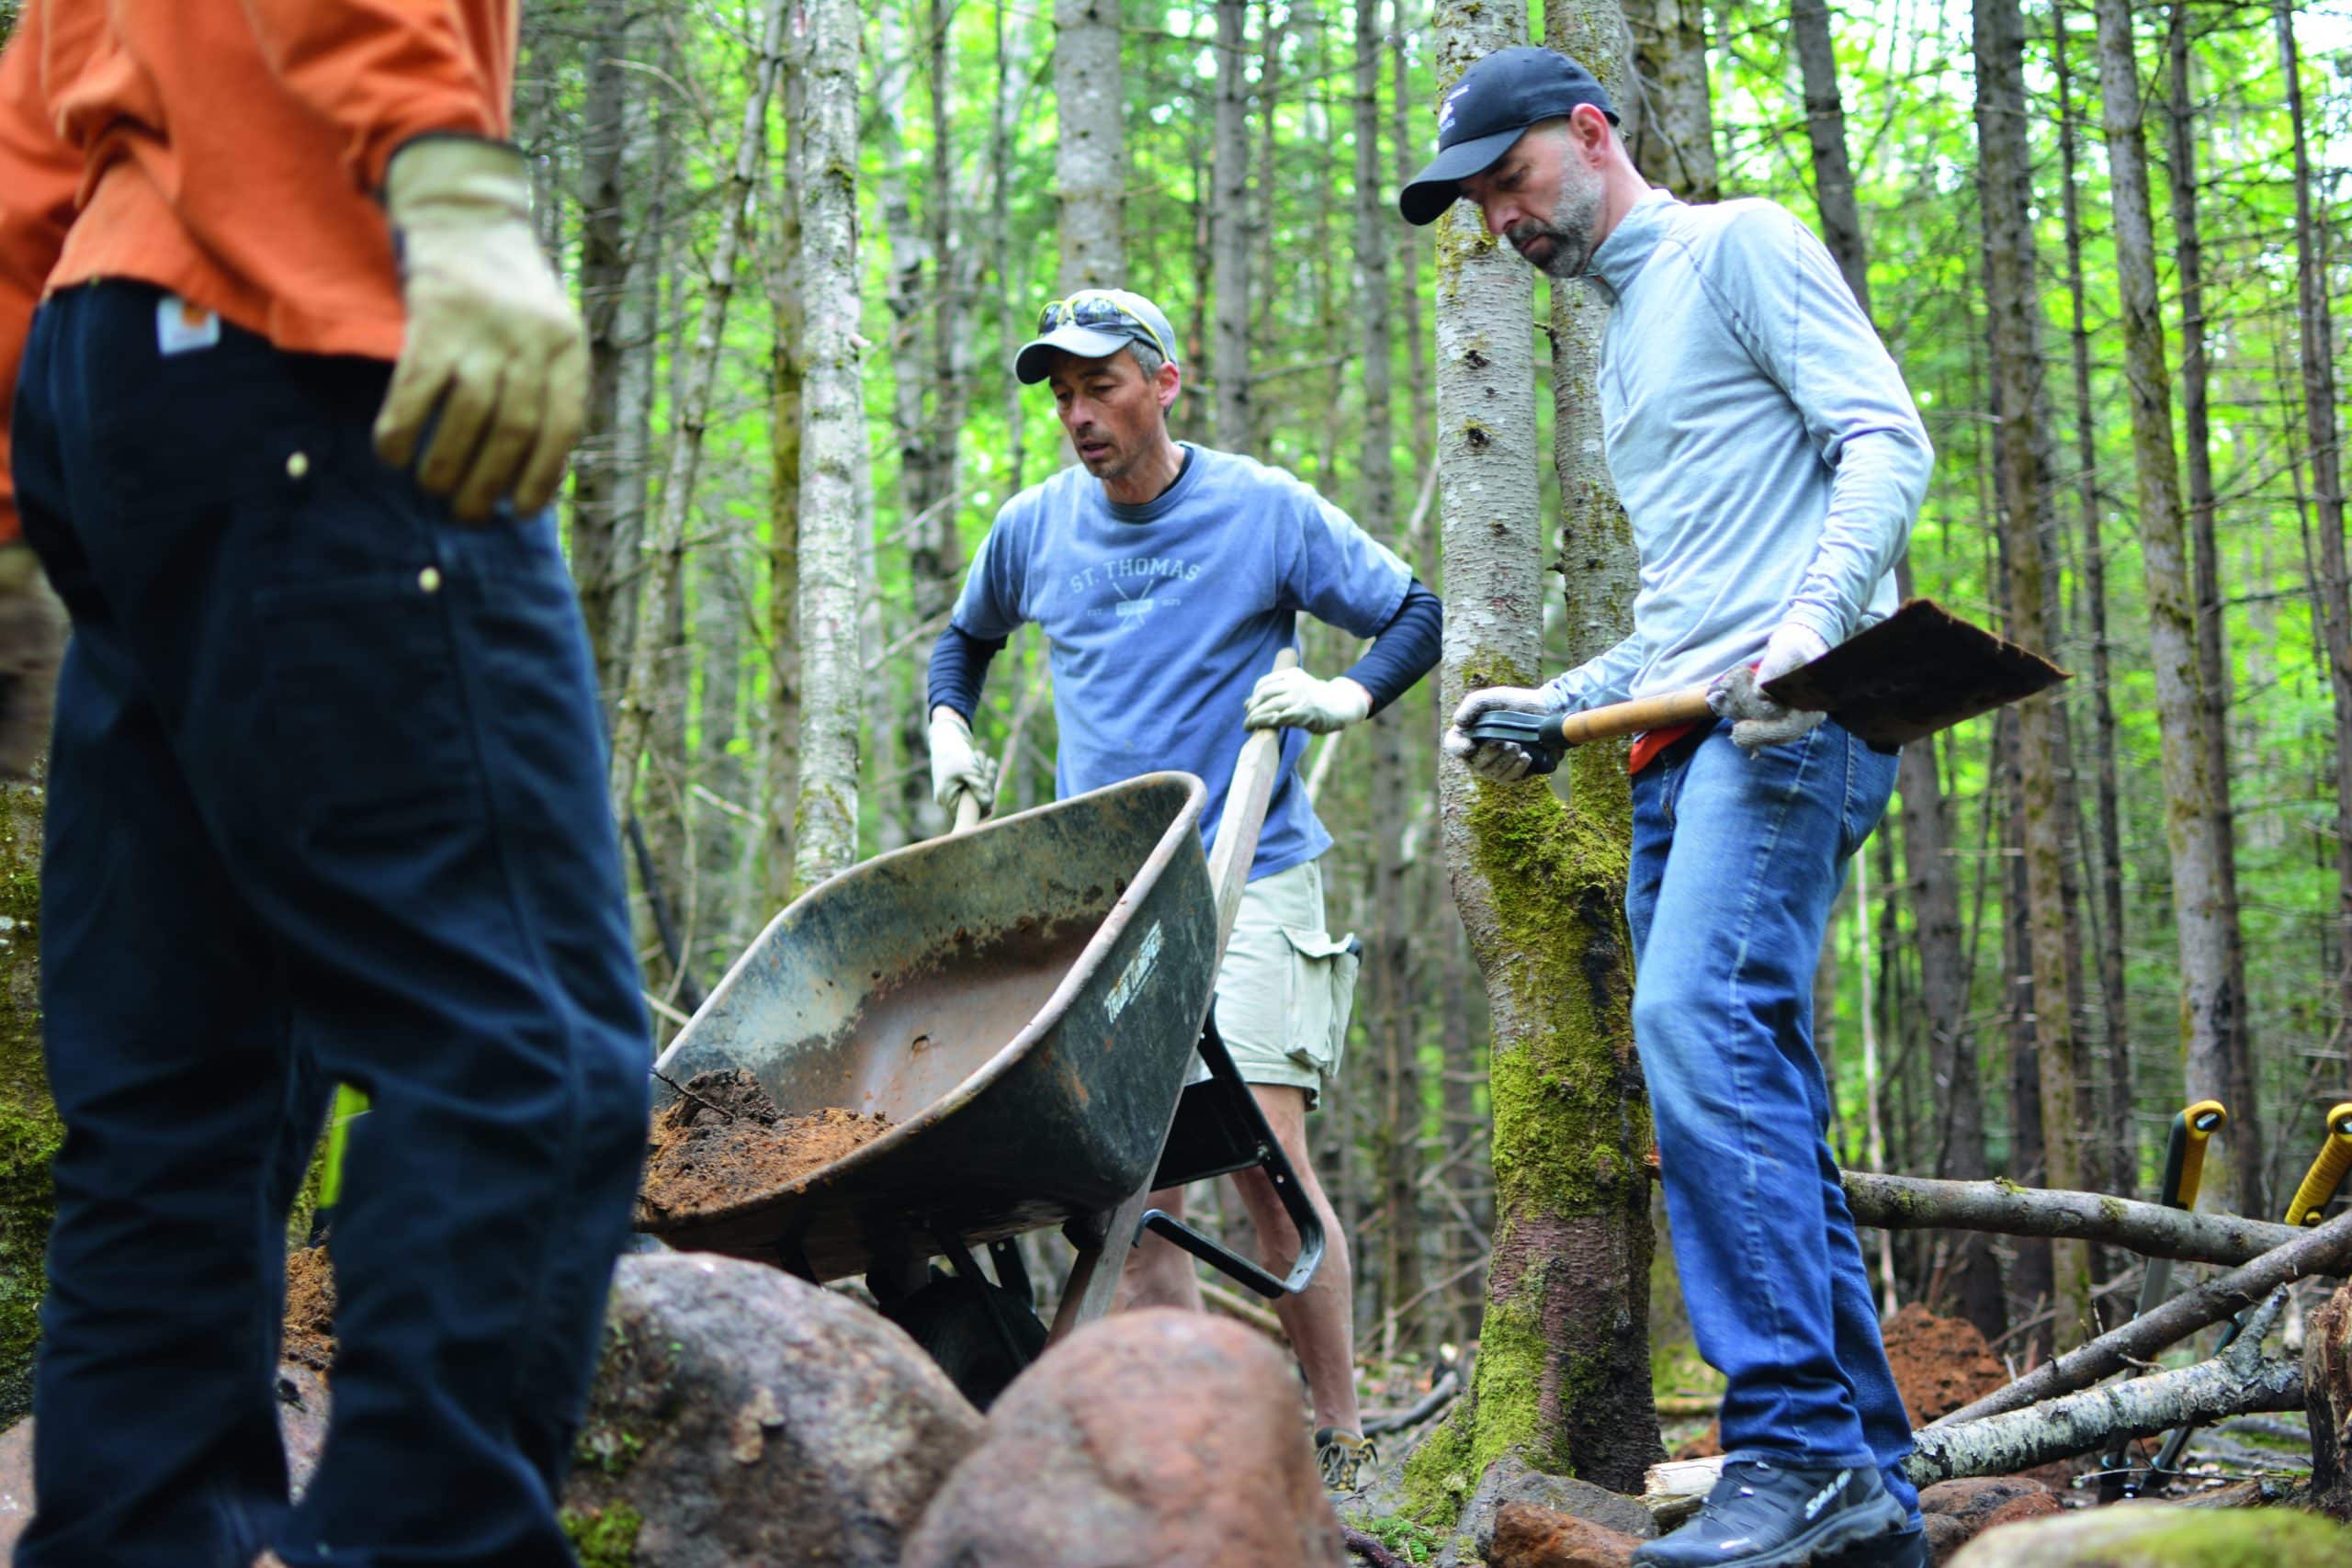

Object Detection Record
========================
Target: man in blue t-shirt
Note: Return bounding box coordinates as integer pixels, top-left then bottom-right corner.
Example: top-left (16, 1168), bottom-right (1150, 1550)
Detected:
top-left (925, 288), bottom-right (1440, 1491)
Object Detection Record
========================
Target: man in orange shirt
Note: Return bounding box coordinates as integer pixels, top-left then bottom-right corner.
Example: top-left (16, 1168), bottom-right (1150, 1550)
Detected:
top-left (0, 6), bottom-right (648, 1566)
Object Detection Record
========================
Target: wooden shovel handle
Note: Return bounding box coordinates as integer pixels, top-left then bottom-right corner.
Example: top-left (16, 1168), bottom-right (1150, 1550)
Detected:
top-left (1205, 649), bottom-right (1299, 958)
top-left (1551, 687), bottom-right (1716, 748)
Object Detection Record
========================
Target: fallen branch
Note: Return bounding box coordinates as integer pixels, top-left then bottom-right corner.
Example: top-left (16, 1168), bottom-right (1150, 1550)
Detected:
top-left (1843, 1171), bottom-right (2301, 1267)
top-left (1931, 1204), bottom-right (2352, 1427)
top-left (1342, 1527), bottom-right (1414, 1568)
top-left (1362, 1370), bottom-right (1460, 1437)
top-left (1907, 1290), bottom-right (2304, 1484)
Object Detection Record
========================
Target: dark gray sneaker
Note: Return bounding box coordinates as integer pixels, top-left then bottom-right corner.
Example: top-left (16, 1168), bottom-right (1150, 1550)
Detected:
top-left (1632, 1459), bottom-right (1907, 1568)
top-left (1823, 1528), bottom-right (1928, 1568)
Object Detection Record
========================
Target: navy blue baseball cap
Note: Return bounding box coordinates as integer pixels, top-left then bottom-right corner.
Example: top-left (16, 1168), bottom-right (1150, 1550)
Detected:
top-left (1399, 47), bottom-right (1619, 226)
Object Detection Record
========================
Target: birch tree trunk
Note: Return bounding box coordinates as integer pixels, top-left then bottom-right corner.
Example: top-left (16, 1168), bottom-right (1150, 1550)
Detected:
top-left (609, 0), bottom-right (789, 825)
top-left (1622, 0), bottom-right (1718, 203)
top-left (764, 51), bottom-right (807, 911)
top-left (2165, 6), bottom-right (2261, 1219)
top-left (792, 0), bottom-right (869, 890)
top-left (1973, 0), bottom-right (2088, 1350)
top-left (1054, 0), bottom-right (1124, 292)
top-left (1404, 0), bottom-right (1659, 1509)
top-left (1792, 0), bottom-right (2001, 1337)
top-left (1212, 0), bottom-right (1252, 452)
top-left (2092, 0), bottom-right (2245, 1211)
top-left (2278, 0), bottom-right (2352, 1071)
top-left (1391, 0), bottom-right (1431, 456)
top-left (2053, 6), bottom-right (2136, 1204)
top-left (572, 0), bottom-right (643, 699)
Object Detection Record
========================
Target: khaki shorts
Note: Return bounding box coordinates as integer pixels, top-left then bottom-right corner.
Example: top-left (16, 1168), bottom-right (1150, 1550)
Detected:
top-left (1204, 858), bottom-right (1361, 1106)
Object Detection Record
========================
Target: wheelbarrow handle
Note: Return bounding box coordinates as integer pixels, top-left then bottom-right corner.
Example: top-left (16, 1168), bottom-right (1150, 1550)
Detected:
top-left (1204, 649), bottom-right (1300, 959)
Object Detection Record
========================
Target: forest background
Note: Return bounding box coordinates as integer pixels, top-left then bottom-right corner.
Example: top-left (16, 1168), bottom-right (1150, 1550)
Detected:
top-left (6, 0), bottom-right (2352, 1459)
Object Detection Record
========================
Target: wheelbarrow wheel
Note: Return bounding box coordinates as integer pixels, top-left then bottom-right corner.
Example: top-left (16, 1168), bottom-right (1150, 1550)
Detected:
top-left (875, 1265), bottom-right (1048, 1410)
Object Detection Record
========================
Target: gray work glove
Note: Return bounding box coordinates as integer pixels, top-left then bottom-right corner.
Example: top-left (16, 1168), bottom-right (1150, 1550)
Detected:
top-left (1708, 621), bottom-right (1830, 755)
top-left (1442, 685), bottom-right (1562, 784)
top-left (0, 545), bottom-right (62, 780)
top-left (928, 706), bottom-right (998, 816)
top-left (375, 137), bottom-right (588, 522)
top-left (1243, 668), bottom-right (1371, 734)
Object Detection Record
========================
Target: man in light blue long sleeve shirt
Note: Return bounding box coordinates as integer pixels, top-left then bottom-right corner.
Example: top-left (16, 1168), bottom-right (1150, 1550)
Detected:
top-left (1403, 47), bottom-right (1933, 1568)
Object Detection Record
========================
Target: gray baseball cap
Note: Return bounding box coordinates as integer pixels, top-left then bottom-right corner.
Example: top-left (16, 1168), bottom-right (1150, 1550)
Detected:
top-left (1013, 289), bottom-right (1180, 384)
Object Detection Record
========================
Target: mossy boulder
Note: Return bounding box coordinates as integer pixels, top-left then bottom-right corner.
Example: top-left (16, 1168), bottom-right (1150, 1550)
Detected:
top-left (1949, 1503), bottom-right (2352, 1567)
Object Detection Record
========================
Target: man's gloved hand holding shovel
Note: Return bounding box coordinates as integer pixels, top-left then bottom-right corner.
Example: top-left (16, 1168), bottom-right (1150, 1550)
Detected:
top-left (1707, 620), bottom-right (1829, 756)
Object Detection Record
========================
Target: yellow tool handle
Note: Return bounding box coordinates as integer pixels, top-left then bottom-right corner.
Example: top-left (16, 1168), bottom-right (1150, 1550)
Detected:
top-left (2285, 1102), bottom-right (2352, 1227)
top-left (2174, 1100), bottom-right (2227, 1211)
top-left (1554, 687), bottom-right (1717, 748)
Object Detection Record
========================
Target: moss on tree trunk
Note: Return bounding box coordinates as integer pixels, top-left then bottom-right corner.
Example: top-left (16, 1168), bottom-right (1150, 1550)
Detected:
top-left (0, 776), bottom-right (56, 1420)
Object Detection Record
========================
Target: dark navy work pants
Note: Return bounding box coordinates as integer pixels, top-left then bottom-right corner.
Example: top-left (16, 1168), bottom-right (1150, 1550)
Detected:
top-left (10, 282), bottom-right (650, 1567)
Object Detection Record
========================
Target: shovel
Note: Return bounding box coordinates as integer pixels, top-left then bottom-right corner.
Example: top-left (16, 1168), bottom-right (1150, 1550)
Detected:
top-left (1460, 598), bottom-right (2067, 772)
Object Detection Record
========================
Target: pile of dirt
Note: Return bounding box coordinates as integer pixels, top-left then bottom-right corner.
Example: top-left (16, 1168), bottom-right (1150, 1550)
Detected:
top-left (1882, 1301), bottom-right (2007, 1425)
top-left (284, 1246), bottom-right (335, 1371)
top-left (637, 1068), bottom-right (892, 1229)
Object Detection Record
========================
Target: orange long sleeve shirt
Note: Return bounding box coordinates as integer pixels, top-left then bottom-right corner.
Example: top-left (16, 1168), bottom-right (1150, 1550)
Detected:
top-left (0, 1), bottom-right (520, 542)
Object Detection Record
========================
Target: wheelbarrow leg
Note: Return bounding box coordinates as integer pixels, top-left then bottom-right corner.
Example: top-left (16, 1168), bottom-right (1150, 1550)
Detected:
top-left (1047, 1183), bottom-right (1159, 1343)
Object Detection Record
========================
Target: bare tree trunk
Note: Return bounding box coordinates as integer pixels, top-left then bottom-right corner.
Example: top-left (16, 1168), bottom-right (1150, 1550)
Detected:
top-left (763, 48), bottom-right (807, 912)
top-left (2166, 4), bottom-right (2260, 1220)
top-left (1792, 0), bottom-right (1999, 1337)
top-left (1054, 0), bottom-right (1124, 292)
top-left (2002, 713), bottom-right (2055, 1359)
top-left (573, 0), bottom-right (642, 697)
top-left (1212, 0), bottom-right (1252, 452)
top-left (1974, 0), bottom-right (2088, 1350)
top-left (2278, 0), bottom-right (2352, 1073)
top-left (610, 0), bottom-right (789, 825)
top-left (2053, 5), bottom-right (2135, 1202)
top-left (792, 0), bottom-right (868, 890)
top-left (989, 0), bottom-right (1033, 497)
top-left (1843, 1172), bottom-right (2303, 1267)
top-left (2093, 0), bottom-right (2245, 1210)
top-left (1621, 0), bottom-right (1718, 202)
top-left (1403, 0), bottom-right (1660, 1506)
top-left (1390, 0), bottom-right (1431, 455)
top-left (1356, 0), bottom-right (1419, 1354)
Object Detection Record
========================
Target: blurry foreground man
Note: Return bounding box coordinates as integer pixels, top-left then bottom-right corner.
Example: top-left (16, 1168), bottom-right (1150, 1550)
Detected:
top-left (0, 5), bottom-right (649, 1564)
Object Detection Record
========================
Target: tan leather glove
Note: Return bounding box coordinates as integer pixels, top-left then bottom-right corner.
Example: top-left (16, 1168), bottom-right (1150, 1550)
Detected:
top-left (0, 546), bottom-right (63, 779)
top-left (374, 137), bottom-right (587, 522)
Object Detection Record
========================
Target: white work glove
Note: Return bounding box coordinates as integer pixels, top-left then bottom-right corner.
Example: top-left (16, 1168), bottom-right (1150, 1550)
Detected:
top-left (375, 136), bottom-right (589, 522)
top-left (928, 706), bottom-right (998, 816)
top-left (1707, 622), bottom-right (1830, 755)
top-left (0, 545), bottom-right (62, 781)
top-left (1442, 686), bottom-right (1563, 784)
top-left (1243, 668), bottom-right (1372, 735)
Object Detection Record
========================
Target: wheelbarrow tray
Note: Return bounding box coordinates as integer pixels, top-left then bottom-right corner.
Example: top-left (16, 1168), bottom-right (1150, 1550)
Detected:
top-left (640, 772), bottom-right (1218, 1280)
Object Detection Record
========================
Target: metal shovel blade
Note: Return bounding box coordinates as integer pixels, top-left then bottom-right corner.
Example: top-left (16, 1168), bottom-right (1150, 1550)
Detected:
top-left (1760, 597), bottom-right (2069, 749)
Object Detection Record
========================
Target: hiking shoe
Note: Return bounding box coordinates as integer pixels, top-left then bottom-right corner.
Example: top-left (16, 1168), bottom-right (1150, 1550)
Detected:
top-left (1822, 1528), bottom-right (1928, 1568)
top-left (1631, 1459), bottom-right (1906, 1568)
top-left (1316, 1427), bottom-right (1378, 1492)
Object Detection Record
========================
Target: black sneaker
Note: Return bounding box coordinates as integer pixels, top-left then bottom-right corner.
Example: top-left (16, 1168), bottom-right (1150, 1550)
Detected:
top-left (1822, 1528), bottom-right (1928, 1568)
top-left (1632, 1459), bottom-right (1907, 1568)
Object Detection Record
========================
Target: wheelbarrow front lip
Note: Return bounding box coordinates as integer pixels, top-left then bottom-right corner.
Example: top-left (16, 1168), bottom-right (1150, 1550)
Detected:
top-left (645, 770), bottom-right (1211, 1241)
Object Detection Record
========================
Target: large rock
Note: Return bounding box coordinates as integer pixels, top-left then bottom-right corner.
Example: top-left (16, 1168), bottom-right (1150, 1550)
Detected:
top-left (0, 1364), bottom-right (332, 1557)
top-left (1948, 1502), bottom-right (2352, 1567)
top-left (899, 1308), bottom-right (1347, 1568)
top-left (1435, 1450), bottom-right (1657, 1566)
top-left (1917, 1475), bottom-right (2058, 1564)
top-left (1486, 1501), bottom-right (1643, 1567)
top-left (562, 1250), bottom-right (983, 1568)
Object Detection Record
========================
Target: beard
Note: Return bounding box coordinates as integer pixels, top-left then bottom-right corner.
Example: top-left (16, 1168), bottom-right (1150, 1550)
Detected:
top-left (1507, 167), bottom-right (1605, 279)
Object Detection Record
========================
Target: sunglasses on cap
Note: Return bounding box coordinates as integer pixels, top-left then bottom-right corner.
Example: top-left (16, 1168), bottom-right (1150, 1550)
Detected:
top-left (1035, 291), bottom-right (1172, 364)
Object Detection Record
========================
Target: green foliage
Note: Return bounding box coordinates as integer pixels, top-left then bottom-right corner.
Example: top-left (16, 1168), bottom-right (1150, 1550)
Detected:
top-left (0, 782), bottom-right (55, 1420)
top-left (1355, 1511), bottom-right (1450, 1562)
top-left (560, 1504), bottom-right (643, 1568)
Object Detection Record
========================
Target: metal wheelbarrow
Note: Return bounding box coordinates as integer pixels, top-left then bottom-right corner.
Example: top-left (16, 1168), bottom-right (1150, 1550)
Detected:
top-left (639, 677), bottom-right (1323, 1405)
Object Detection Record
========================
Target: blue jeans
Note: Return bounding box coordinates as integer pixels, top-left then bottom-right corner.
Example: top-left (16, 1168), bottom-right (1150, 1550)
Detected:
top-left (11, 283), bottom-right (650, 1567)
top-left (1626, 717), bottom-right (1917, 1527)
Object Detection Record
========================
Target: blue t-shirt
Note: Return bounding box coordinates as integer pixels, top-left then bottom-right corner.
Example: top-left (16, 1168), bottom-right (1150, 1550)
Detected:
top-left (950, 445), bottom-right (1411, 880)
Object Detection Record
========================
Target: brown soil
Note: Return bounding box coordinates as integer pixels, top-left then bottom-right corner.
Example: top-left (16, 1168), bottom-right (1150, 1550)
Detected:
top-left (283, 1246), bottom-right (335, 1371)
top-left (637, 1068), bottom-right (892, 1230)
top-left (1881, 1301), bottom-right (2007, 1426)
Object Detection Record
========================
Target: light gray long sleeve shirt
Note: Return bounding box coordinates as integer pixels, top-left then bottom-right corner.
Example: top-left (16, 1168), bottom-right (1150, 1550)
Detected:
top-left (1543, 189), bottom-right (1934, 714)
